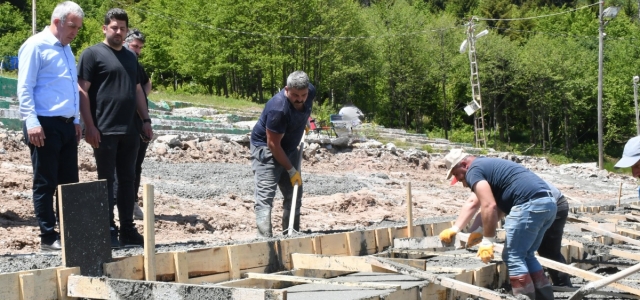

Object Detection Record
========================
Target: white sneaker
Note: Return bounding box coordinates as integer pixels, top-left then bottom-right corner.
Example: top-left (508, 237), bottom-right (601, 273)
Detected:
top-left (133, 202), bottom-right (144, 220)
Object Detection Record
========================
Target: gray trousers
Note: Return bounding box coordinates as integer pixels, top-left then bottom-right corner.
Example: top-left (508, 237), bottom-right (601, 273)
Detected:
top-left (251, 144), bottom-right (302, 212)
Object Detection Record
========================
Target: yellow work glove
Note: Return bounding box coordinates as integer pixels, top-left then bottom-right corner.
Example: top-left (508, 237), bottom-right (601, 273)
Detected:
top-left (477, 237), bottom-right (495, 264)
top-left (438, 226), bottom-right (459, 243)
top-left (287, 167), bottom-right (302, 186)
top-left (467, 232), bottom-right (483, 248)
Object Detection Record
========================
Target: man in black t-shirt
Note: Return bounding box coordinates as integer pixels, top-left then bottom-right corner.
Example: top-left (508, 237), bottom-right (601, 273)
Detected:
top-left (250, 71), bottom-right (315, 237)
top-left (78, 8), bottom-right (153, 248)
top-left (113, 28), bottom-right (151, 221)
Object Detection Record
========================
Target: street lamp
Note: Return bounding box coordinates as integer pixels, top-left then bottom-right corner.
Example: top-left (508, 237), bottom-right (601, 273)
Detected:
top-left (634, 76), bottom-right (640, 135)
top-left (597, 2), bottom-right (619, 169)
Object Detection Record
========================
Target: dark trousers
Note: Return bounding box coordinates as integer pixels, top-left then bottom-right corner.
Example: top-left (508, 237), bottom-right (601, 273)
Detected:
top-left (93, 134), bottom-right (140, 230)
top-left (114, 139), bottom-right (148, 202)
top-left (538, 207), bottom-right (572, 286)
top-left (23, 117), bottom-right (79, 244)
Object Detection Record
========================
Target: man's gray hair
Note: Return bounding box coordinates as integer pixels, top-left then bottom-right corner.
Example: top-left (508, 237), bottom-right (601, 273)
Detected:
top-left (125, 28), bottom-right (145, 46)
top-left (51, 1), bottom-right (84, 23)
top-left (286, 71), bottom-right (310, 90)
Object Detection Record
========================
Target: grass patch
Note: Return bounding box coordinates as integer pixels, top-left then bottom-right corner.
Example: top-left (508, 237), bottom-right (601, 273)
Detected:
top-left (0, 71), bottom-right (17, 79)
top-left (148, 90), bottom-right (263, 111)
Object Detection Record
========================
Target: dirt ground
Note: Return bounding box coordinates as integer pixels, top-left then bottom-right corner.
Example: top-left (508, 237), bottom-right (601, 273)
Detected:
top-left (0, 128), bottom-right (638, 256)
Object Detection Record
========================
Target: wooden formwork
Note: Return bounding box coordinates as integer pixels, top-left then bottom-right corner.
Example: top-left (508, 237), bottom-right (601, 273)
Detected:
top-left (7, 202), bottom-right (640, 299)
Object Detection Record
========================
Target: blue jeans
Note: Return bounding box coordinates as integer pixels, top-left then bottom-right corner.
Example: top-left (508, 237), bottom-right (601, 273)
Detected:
top-left (503, 197), bottom-right (557, 276)
top-left (251, 144), bottom-right (302, 213)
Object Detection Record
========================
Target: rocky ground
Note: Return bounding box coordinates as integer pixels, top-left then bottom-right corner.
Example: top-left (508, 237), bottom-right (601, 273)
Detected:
top-left (0, 128), bottom-right (638, 274)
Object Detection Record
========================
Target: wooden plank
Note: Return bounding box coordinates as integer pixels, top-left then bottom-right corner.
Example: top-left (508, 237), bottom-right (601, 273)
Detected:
top-left (19, 273), bottom-right (34, 300)
top-left (320, 233), bottom-right (349, 256)
top-left (67, 275), bottom-right (286, 299)
top-left (227, 241), bottom-right (280, 271)
top-left (375, 227), bottom-right (391, 252)
top-left (311, 236), bottom-right (321, 254)
top-left (173, 252), bottom-right (189, 283)
top-left (291, 253), bottom-right (393, 273)
top-left (392, 226), bottom-right (409, 239)
top-left (422, 282), bottom-right (447, 300)
top-left (244, 272), bottom-right (401, 290)
top-left (279, 237), bottom-right (315, 270)
top-left (227, 245), bottom-right (241, 280)
top-left (385, 258), bottom-right (426, 270)
top-left (577, 224), bottom-right (640, 247)
top-left (188, 273), bottom-right (230, 284)
top-left (186, 247), bottom-right (229, 277)
top-left (290, 269), bottom-right (354, 279)
top-left (497, 262), bottom-right (508, 288)
top-left (618, 227), bottom-right (640, 239)
top-left (473, 264), bottom-right (497, 289)
top-left (384, 286), bottom-right (419, 300)
top-left (407, 183), bottom-right (413, 237)
top-left (431, 221), bottom-right (454, 237)
top-left (56, 267), bottom-right (80, 300)
top-left (18, 267), bottom-right (58, 300)
top-left (610, 249), bottom-right (640, 261)
top-left (412, 224), bottom-right (431, 238)
top-left (154, 252), bottom-right (174, 281)
top-left (451, 270), bottom-right (473, 300)
top-left (625, 214), bottom-right (640, 222)
top-left (346, 230), bottom-right (377, 256)
top-left (143, 184), bottom-right (156, 281)
top-left (58, 181), bottom-right (112, 277)
top-left (103, 255), bottom-right (144, 280)
top-left (365, 257), bottom-right (517, 300)
top-left (0, 272), bottom-right (19, 300)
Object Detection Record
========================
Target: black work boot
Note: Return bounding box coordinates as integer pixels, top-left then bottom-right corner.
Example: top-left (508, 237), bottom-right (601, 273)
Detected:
top-left (282, 209), bottom-right (300, 234)
top-left (255, 209), bottom-right (273, 238)
top-left (120, 227), bottom-right (144, 247)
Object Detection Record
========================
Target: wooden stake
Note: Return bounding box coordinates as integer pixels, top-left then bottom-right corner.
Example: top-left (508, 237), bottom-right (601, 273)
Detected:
top-left (618, 182), bottom-right (623, 207)
top-left (406, 182), bottom-right (413, 237)
top-left (143, 184), bottom-right (156, 281)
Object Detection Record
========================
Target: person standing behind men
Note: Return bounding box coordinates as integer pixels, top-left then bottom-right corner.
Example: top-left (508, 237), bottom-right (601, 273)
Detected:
top-left (446, 149), bottom-right (557, 300)
top-left (113, 28), bottom-right (150, 220)
top-left (17, 1), bottom-right (84, 252)
top-left (440, 180), bottom-right (573, 287)
top-left (78, 8), bottom-right (153, 248)
top-left (250, 71), bottom-right (315, 237)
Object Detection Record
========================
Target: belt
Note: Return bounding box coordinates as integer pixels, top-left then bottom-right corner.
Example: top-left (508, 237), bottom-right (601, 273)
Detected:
top-left (530, 191), bottom-right (553, 200)
top-left (56, 116), bottom-right (75, 123)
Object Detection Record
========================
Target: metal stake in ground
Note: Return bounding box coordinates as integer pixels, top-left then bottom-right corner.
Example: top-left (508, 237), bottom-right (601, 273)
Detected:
top-left (406, 182), bottom-right (413, 237)
top-left (287, 135), bottom-right (305, 236)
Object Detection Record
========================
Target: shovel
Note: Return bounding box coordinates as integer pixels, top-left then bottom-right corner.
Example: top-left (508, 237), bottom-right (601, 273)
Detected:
top-left (287, 133), bottom-right (305, 236)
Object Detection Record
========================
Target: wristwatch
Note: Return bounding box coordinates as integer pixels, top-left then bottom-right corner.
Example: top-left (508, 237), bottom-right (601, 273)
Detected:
top-left (143, 119), bottom-right (152, 124)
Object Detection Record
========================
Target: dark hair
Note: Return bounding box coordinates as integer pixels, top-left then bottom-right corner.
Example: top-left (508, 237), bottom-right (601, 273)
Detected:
top-left (104, 8), bottom-right (128, 27)
top-left (125, 28), bottom-right (145, 44)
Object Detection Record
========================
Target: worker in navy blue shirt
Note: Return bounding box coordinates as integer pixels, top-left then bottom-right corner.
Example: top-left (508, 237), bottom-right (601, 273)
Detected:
top-left (250, 71), bottom-right (315, 237)
top-left (17, 1), bottom-right (84, 252)
top-left (445, 149), bottom-right (556, 300)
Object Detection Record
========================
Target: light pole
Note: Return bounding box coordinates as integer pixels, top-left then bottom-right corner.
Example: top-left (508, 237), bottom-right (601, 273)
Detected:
top-left (634, 76), bottom-right (640, 135)
top-left (597, 2), bottom-right (619, 170)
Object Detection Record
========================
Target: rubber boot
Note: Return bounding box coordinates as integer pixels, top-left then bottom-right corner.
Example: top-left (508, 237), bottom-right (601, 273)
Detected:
top-left (531, 269), bottom-right (555, 300)
top-left (282, 209), bottom-right (300, 234)
top-left (255, 209), bottom-right (272, 238)
top-left (510, 274), bottom-right (536, 300)
top-left (548, 268), bottom-right (573, 287)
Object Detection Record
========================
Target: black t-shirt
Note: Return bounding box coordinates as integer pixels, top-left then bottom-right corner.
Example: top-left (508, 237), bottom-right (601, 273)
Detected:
top-left (138, 62), bottom-right (149, 94)
top-left (465, 157), bottom-right (549, 214)
top-left (250, 84), bottom-right (316, 154)
top-left (77, 43), bottom-right (139, 135)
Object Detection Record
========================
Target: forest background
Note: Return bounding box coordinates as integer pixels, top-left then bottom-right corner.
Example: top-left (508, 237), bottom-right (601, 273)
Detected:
top-left (2, 0), bottom-right (640, 164)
